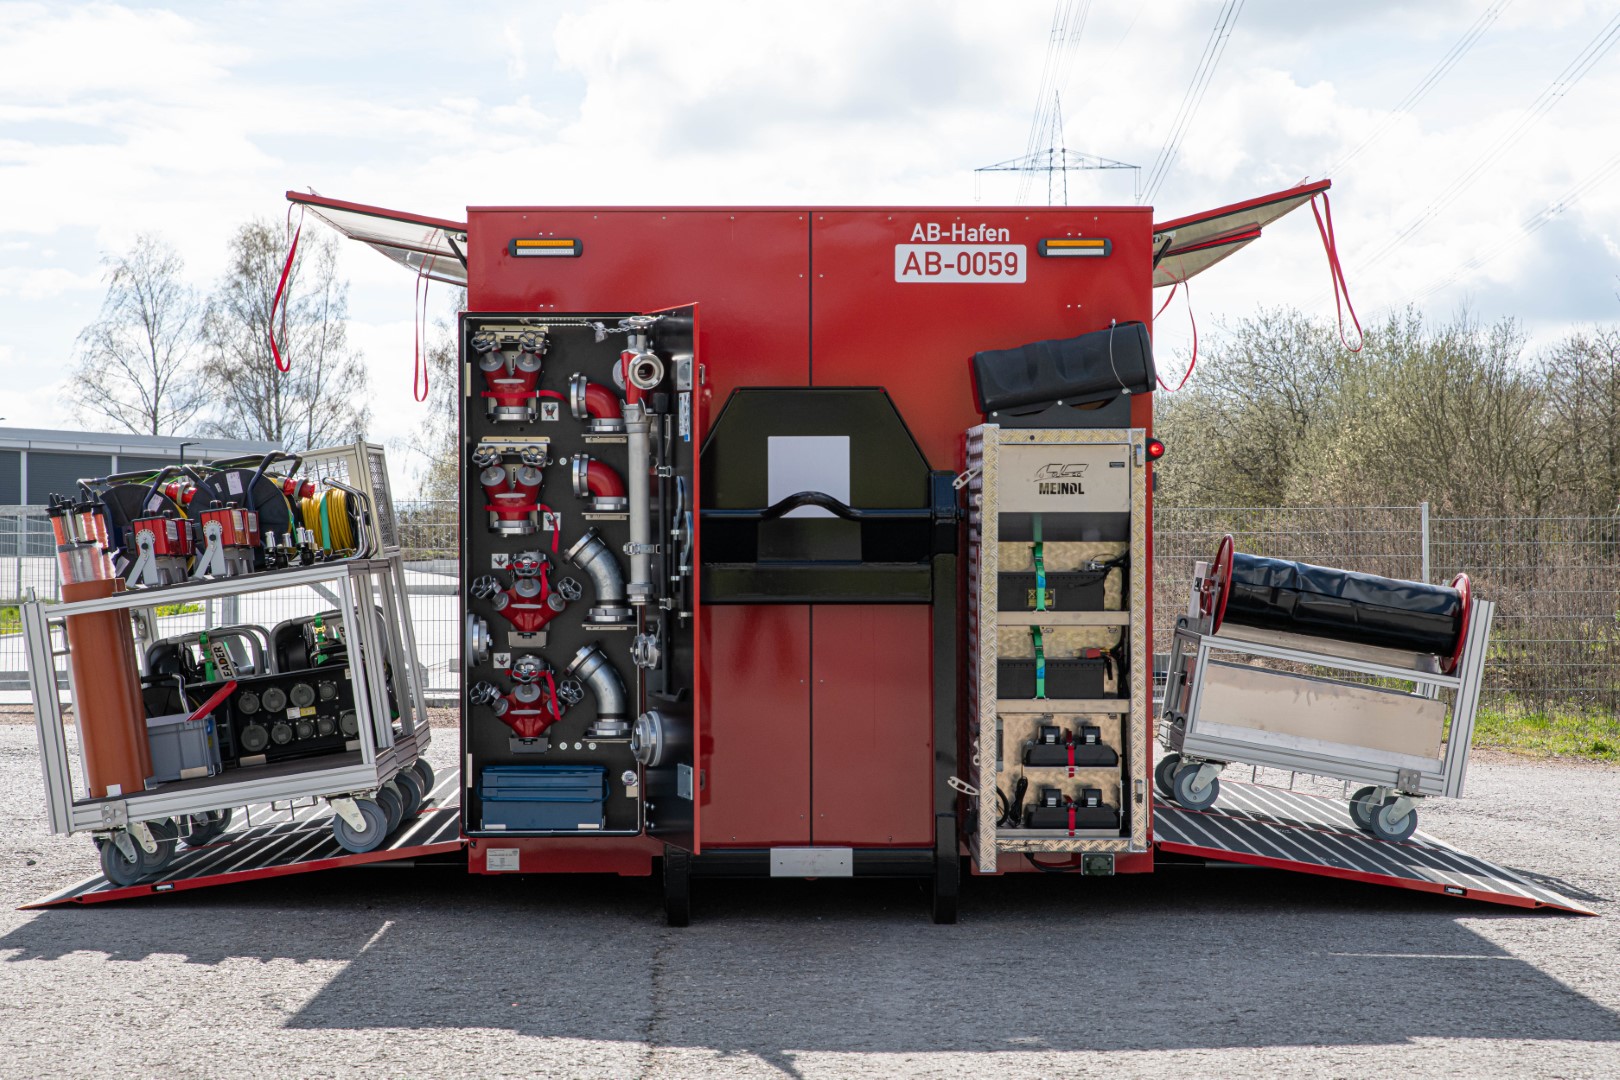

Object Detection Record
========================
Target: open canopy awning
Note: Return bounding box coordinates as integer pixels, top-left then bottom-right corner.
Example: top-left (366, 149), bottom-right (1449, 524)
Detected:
top-left (286, 191), bottom-right (469, 287)
top-left (1152, 179), bottom-right (1330, 287)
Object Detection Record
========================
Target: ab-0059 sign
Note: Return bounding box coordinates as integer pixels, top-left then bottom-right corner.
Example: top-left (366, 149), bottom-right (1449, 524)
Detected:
top-left (894, 244), bottom-right (1027, 283)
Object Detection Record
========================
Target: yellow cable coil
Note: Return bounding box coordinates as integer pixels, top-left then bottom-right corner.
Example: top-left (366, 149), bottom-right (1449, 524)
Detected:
top-left (296, 489), bottom-right (356, 552)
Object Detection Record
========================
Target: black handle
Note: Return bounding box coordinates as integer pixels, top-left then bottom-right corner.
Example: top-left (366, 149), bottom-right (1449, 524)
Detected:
top-left (701, 490), bottom-right (934, 523)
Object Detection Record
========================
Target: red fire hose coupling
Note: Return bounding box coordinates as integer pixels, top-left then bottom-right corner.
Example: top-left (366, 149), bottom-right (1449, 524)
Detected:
top-left (481, 464), bottom-right (544, 536)
top-left (571, 455), bottom-right (628, 513)
top-left (475, 331), bottom-right (547, 423)
top-left (470, 680), bottom-right (561, 740)
top-left (570, 373), bottom-right (624, 434)
top-left (473, 573), bottom-right (567, 634)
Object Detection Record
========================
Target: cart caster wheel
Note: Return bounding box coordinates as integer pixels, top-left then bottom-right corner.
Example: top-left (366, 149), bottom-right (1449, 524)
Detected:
top-left (183, 809), bottom-right (233, 848)
top-left (1172, 765), bottom-right (1221, 811)
top-left (139, 819), bottom-right (179, 874)
top-left (663, 847), bottom-right (691, 928)
top-left (375, 783), bottom-right (404, 834)
top-left (412, 758), bottom-right (436, 798)
top-left (1154, 753), bottom-right (1182, 799)
top-left (1348, 787), bottom-right (1379, 832)
top-left (393, 768), bottom-right (425, 819)
top-left (331, 798), bottom-right (389, 853)
top-left (1369, 799), bottom-right (1418, 843)
top-left (99, 837), bottom-right (148, 887)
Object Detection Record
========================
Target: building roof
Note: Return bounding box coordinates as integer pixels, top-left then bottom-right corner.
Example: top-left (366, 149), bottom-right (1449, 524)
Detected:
top-left (0, 427), bottom-right (279, 457)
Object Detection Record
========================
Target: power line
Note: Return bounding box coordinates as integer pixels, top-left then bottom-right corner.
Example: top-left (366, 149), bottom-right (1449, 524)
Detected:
top-left (1324, 0), bottom-right (1513, 179)
top-left (1016, 1), bottom-right (1093, 205)
top-left (1349, 11), bottom-right (1620, 277)
top-left (1410, 146), bottom-right (1620, 303)
top-left (1140, 0), bottom-right (1245, 206)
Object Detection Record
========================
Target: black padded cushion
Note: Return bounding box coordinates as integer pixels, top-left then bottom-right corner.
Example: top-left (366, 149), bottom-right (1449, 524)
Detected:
top-left (972, 322), bottom-right (1155, 414)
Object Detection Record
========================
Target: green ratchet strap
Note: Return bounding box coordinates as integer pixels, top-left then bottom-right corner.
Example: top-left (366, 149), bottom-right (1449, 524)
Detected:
top-left (1033, 541), bottom-right (1048, 612)
top-left (1031, 626), bottom-right (1047, 699)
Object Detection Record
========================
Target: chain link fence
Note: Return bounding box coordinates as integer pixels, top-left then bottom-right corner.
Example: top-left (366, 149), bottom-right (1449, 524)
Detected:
top-left (6, 501), bottom-right (1620, 718)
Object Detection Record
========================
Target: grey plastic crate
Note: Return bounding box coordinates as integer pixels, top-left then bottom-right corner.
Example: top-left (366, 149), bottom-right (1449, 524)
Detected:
top-left (146, 713), bottom-right (222, 783)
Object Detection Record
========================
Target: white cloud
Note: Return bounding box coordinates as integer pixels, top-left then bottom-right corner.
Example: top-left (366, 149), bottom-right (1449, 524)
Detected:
top-left (2, 0), bottom-right (1619, 488)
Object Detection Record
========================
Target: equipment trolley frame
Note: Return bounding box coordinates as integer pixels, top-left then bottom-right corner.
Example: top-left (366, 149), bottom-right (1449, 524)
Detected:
top-left (1158, 568), bottom-right (1495, 840)
top-left (21, 557), bottom-right (431, 865)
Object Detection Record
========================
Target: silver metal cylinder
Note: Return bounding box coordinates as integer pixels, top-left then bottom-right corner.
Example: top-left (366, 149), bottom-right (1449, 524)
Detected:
top-left (568, 644), bottom-right (630, 737)
top-left (565, 528), bottom-right (632, 623)
top-left (625, 403), bottom-right (654, 606)
top-left (631, 709), bottom-right (689, 768)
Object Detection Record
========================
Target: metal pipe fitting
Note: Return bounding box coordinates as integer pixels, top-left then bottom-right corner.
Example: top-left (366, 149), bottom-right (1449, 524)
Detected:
top-left (564, 528), bottom-right (632, 624)
top-left (569, 374), bottom-right (624, 433)
top-left (567, 644), bottom-right (630, 737)
top-left (624, 402), bottom-right (654, 606)
top-left (631, 709), bottom-right (690, 768)
top-left (572, 455), bottom-right (628, 513)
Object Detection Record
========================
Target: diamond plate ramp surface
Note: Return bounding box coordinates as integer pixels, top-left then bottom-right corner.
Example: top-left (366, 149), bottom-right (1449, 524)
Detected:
top-left (23, 770), bottom-right (464, 908)
top-left (1153, 781), bottom-right (1594, 915)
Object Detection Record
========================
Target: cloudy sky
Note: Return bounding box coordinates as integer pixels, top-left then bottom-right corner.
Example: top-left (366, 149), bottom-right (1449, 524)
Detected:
top-left (2, 0), bottom-right (1618, 488)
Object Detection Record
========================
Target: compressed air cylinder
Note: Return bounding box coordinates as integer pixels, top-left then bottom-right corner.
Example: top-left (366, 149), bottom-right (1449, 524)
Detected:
top-left (62, 577), bottom-right (153, 798)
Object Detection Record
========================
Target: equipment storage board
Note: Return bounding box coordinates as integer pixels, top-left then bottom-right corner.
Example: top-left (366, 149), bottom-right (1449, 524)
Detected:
top-left (965, 425), bottom-right (1151, 871)
top-left (459, 309), bottom-right (701, 856)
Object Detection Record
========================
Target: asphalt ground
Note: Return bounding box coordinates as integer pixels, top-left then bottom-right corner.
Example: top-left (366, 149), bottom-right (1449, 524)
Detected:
top-left (0, 718), bottom-right (1617, 1079)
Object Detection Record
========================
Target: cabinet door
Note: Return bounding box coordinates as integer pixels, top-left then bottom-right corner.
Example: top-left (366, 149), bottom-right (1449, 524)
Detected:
top-left (699, 604), bottom-right (811, 846)
top-left (810, 605), bottom-right (934, 846)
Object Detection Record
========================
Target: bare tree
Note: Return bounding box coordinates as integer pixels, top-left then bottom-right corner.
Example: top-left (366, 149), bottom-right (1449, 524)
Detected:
top-left (69, 234), bottom-right (208, 435)
top-left (200, 220), bottom-right (369, 450)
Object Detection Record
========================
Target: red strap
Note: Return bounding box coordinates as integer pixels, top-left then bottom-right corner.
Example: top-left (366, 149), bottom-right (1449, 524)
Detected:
top-left (413, 257), bottom-right (436, 402)
top-left (538, 504), bottom-right (559, 552)
top-left (1312, 191), bottom-right (1364, 352)
top-left (1153, 281), bottom-right (1178, 320)
top-left (1066, 804), bottom-right (1076, 835)
top-left (537, 389), bottom-right (566, 400)
top-left (187, 679), bottom-right (239, 724)
top-left (1155, 278), bottom-right (1198, 393)
top-left (268, 210), bottom-right (302, 373)
top-left (1067, 743), bottom-right (1075, 772)
top-left (542, 670), bottom-right (561, 720)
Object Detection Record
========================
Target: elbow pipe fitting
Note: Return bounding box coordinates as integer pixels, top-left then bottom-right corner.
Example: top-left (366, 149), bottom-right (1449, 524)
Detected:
top-left (572, 456), bottom-right (627, 513)
top-left (564, 528), bottom-right (633, 624)
top-left (568, 644), bottom-right (630, 738)
top-left (570, 374), bottom-right (624, 433)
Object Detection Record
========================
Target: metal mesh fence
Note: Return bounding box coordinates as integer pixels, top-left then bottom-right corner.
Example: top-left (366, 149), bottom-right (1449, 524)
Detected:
top-left (6, 500), bottom-right (1620, 717)
top-left (1431, 516), bottom-right (1620, 718)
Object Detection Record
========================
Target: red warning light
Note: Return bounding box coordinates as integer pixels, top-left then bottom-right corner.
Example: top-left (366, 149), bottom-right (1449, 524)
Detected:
top-left (1146, 438), bottom-right (1166, 461)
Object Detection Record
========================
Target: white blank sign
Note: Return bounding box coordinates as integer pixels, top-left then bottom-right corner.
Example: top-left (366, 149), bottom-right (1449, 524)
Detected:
top-left (767, 436), bottom-right (850, 518)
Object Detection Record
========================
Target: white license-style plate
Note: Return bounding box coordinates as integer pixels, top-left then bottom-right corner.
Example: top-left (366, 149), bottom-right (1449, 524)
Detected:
top-left (894, 244), bottom-right (1027, 283)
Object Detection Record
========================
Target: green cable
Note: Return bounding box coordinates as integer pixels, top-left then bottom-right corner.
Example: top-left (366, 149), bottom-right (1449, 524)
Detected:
top-left (1031, 625), bottom-right (1046, 700)
top-left (1033, 541), bottom-right (1047, 612)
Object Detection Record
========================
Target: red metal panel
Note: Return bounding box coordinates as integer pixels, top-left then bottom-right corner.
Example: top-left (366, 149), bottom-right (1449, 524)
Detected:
top-left (807, 208), bottom-right (1154, 469)
top-left (466, 209), bottom-right (812, 406)
top-left (810, 606), bottom-right (933, 847)
top-left (699, 605), bottom-right (812, 846)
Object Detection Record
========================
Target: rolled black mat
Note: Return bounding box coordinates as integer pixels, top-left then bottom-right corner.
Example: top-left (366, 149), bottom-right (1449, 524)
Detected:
top-left (1224, 552), bottom-right (1464, 657)
top-left (972, 321), bottom-right (1155, 414)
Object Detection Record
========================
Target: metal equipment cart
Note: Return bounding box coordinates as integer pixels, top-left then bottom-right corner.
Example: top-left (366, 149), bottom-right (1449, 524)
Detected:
top-left (22, 556), bottom-right (433, 884)
top-left (1157, 537), bottom-right (1496, 842)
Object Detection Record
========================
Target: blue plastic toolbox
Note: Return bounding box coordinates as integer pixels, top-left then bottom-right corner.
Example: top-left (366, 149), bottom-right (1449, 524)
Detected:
top-left (479, 765), bottom-right (609, 831)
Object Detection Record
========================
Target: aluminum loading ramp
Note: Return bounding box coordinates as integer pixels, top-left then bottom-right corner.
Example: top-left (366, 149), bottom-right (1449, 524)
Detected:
top-left (24, 771), bottom-right (464, 908)
top-left (1153, 781), bottom-right (1594, 915)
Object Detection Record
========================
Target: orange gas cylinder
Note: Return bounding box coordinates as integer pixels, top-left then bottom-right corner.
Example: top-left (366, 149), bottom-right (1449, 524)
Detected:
top-left (62, 577), bottom-right (153, 798)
